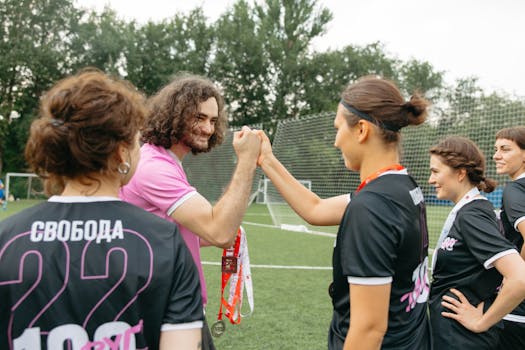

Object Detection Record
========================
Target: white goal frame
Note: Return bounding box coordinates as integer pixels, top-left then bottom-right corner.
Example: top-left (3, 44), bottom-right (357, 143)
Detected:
top-left (256, 178), bottom-right (311, 204)
top-left (5, 172), bottom-right (39, 201)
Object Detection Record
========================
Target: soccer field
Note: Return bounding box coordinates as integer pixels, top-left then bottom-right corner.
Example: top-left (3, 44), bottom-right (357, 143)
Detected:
top-left (0, 200), bottom-right (449, 349)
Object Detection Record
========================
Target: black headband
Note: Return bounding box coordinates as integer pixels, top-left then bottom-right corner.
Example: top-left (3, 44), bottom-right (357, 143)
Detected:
top-left (339, 100), bottom-right (401, 132)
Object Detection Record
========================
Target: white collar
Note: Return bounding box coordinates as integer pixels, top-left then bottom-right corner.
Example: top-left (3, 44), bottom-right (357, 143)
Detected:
top-left (48, 196), bottom-right (121, 203)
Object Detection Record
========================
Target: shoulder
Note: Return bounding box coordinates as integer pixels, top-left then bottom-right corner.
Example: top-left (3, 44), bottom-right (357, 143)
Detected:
top-left (119, 201), bottom-right (177, 230)
top-left (504, 180), bottom-right (525, 199)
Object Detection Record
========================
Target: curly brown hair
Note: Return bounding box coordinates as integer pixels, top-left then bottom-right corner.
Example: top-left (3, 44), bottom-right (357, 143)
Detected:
top-left (142, 73), bottom-right (227, 153)
top-left (429, 136), bottom-right (497, 193)
top-left (25, 68), bottom-right (147, 195)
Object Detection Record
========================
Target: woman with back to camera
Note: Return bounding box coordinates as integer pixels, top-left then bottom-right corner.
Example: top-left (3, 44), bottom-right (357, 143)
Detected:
top-left (258, 75), bottom-right (431, 349)
top-left (427, 136), bottom-right (525, 349)
top-left (0, 69), bottom-right (203, 350)
top-left (493, 126), bottom-right (525, 349)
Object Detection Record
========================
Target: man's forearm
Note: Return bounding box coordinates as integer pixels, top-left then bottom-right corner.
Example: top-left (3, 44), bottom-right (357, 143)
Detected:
top-left (211, 158), bottom-right (257, 247)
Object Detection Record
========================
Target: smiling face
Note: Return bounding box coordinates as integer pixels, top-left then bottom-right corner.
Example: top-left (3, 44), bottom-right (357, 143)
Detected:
top-left (428, 155), bottom-right (465, 203)
top-left (333, 104), bottom-right (361, 171)
top-left (493, 138), bottom-right (525, 180)
top-left (181, 97), bottom-right (219, 153)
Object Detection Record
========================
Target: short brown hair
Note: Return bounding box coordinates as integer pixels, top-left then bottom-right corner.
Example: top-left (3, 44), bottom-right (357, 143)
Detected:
top-left (495, 126), bottom-right (525, 149)
top-left (429, 136), bottom-right (497, 193)
top-left (25, 69), bottom-right (146, 194)
top-left (341, 75), bottom-right (430, 143)
top-left (141, 73), bottom-right (227, 153)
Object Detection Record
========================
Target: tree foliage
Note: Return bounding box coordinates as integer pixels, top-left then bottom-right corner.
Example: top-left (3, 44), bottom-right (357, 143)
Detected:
top-left (1, 0), bottom-right (521, 176)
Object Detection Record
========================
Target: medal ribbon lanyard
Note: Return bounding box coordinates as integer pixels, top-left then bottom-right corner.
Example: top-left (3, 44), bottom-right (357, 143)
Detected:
top-left (355, 164), bottom-right (405, 193)
top-left (213, 226), bottom-right (254, 336)
top-left (431, 187), bottom-right (486, 271)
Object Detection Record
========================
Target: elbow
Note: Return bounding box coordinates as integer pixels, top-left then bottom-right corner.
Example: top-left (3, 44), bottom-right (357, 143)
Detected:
top-left (208, 233), bottom-right (236, 249)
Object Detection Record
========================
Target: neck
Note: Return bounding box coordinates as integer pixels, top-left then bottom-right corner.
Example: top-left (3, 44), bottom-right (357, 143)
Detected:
top-left (169, 142), bottom-right (190, 161)
top-left (61, 176), bottom-right (121, 198)
top-left (452, 184), bottom-right (477, 204)
top-left (359, 148), bottom-right (400, 182)
top-left (510, 168), bottom-right (525, 181)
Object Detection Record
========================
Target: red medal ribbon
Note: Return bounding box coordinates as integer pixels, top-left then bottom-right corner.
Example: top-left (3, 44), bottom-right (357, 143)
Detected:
top-left (355, 164), bottom-right (405, 193)
top-left (217, 227), bottom-right (243, 325)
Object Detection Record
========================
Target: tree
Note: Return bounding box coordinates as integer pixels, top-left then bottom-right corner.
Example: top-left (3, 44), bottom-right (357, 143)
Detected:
top-left (254, 0), bottom-right (332, 131)
top-left (0, 0), bottom-right (83, 173)
top-left (125, 9), bottom-right (214, 95)
top-left (210, 0), bottom-right (271, 127)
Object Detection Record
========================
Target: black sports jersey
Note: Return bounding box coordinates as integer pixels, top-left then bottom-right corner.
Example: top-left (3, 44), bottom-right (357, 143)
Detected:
top-left (499, 177), bottom-right (525, 348)
top-left (329, 173), bottom-right (430, 350)
top-left (430, 199), bottom-right (516, 349)
top-left (0, 197), bottom-right (203, 350)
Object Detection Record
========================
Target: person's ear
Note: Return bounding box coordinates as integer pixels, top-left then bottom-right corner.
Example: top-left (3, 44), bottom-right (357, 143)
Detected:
top-left (117, 143), bottom-right (129, 163)
top-left (457, 168), bottom-right (467, 182)
top-left (357, 120), bottom-right (371, 143)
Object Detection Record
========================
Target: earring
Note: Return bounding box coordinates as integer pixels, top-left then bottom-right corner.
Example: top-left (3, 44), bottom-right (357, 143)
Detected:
top-left (117, 161), bottom-right (131, 175)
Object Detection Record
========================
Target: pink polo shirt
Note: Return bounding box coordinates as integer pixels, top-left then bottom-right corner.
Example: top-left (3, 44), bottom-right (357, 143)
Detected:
top-left (120, 143), bottom-right (207, 305)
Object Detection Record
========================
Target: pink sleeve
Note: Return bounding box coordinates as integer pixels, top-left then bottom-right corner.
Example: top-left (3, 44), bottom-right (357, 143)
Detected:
top-left (134, 157), bottom-right (197, 216)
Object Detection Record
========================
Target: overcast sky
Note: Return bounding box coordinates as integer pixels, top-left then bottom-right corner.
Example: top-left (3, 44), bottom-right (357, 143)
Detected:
top-left (75, 0), bottom-right (525, 97)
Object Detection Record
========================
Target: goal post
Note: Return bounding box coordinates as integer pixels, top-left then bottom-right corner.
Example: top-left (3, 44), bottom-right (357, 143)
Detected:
top-left (5, 172), bottom-right (42, 202)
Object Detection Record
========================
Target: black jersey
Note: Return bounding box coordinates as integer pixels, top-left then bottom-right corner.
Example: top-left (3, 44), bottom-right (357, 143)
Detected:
top-left (0, 197), bottom-right (203, 350)
top-left (500, 177), bottom-right (525, 324)
top-left (430, 199), bottom-right (516, 349)
top-left (329, 173), bottom-right (430, 350)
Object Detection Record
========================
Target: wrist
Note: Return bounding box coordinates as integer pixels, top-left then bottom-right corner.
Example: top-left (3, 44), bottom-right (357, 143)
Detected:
top-left (474, 318), bottom-right (489, 333)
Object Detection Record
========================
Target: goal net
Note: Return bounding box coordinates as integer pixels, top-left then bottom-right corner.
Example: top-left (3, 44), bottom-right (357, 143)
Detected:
top-left (183, 127), bottom-right (263, 204)
top-left (269, 93), bottom-right (525, 243)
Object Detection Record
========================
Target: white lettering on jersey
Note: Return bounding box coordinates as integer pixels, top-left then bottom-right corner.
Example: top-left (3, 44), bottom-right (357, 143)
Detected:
top-left (13, 320), bottom-right (142, 350)
top-left (409, 187), bottom-right (424, 205)
top-left (30, 220), bottom-right (125, 243)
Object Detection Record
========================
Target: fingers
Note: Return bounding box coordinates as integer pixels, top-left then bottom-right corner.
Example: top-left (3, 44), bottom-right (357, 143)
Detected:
top-left (449, 288), bottom-right (467, 302)
top-left (441, 298), bottom-right (458, 313)
top-left (441, 311), bottom-right (460, 320)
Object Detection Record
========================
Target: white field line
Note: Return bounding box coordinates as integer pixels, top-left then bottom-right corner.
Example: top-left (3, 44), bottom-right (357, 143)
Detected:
top-left (201, 261), bottom-right (332, 270)
top-left (241, 221), bottom-right (336, 238)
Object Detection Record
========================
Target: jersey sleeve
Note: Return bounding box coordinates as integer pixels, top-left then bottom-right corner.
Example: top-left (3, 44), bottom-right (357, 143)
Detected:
top-left (161, 228), bottom-right (204, 329)
top-left (139, 157), bottom-right (197, 216)
top-left (503, 182), bottom-right (525, 230)
top-left (341, 192), bottom-right (399, 285)
top-left (459, 203), bottom-right (517, 269)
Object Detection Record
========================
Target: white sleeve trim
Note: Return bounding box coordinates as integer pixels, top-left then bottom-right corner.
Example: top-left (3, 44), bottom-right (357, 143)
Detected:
top-left (161, 320), bottom-right (203, 331)
top-left (483, 249), bottom-right (519, 269)
top-left (514, 216), bottom-right (525, 231)
top-left (167, 191), bottom-right (198, 216)
top-left (347, 276), bottom-right (392, 285)
top-left (503, 313), bottom-right (525, 323)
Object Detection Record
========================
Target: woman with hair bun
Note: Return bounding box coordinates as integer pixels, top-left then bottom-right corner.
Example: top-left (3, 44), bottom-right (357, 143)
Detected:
top-left (0, 70), bottom-right (203, 350)
top-left (428, 136), bottom-right (525, 349)
top-left (258, 75), bottom-right (432, 349)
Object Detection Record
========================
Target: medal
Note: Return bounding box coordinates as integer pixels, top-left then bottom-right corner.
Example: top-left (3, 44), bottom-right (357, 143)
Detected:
top-left (221, 255), bottom-right (238, 274)
top-left (211, 320), bottom-right (226, 337)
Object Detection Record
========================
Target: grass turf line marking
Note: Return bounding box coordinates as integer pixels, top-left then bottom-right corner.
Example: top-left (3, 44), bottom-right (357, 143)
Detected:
top-left (202, 261), bottom-right (332, 270)
top-left (242, 221), bottom-right (336, 238)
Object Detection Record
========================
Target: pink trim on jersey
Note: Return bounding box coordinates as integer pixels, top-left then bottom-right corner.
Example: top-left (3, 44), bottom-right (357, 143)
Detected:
top-left (120, 143), bottom-right (208, 305)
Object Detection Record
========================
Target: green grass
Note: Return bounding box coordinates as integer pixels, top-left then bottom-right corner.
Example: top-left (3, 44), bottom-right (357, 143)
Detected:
top-left (0, 200), bottom-right (451, 349)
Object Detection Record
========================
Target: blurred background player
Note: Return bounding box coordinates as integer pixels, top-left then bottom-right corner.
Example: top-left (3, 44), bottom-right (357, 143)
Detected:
top-left (257, 75), bottom-right (432, 349)
top-left (428, 136), bottom-right (525, 349)
top-left (0, 70), bottom-right (203, 350)
top-left (120, 73), bottom-right (261, 349)
top-left (493, 127), bottom-right (525, 349)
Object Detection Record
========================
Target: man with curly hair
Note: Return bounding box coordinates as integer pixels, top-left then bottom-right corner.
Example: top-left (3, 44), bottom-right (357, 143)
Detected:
top-left (120, 73), bottom-right (261, 350)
